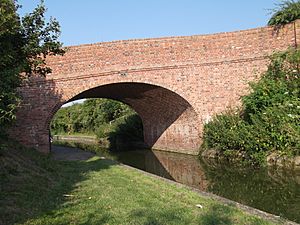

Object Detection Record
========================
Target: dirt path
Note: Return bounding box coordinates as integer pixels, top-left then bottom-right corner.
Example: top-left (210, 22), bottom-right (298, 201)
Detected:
top-left (51, 145), bottom-right (95, 161)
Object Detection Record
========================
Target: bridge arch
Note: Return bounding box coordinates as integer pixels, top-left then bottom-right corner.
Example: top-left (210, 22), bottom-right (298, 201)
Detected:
top-left (47, 82), bottom-right (201, 154)
top-left (11, 21), bottom-right (298, 155)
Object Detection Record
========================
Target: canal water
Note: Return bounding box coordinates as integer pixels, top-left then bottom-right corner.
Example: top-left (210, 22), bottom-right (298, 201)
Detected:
top-left (54, 141), bottom-right (300, 223)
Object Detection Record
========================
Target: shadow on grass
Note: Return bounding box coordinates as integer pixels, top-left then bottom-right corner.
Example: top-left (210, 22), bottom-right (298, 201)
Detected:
top-left (199, 204), bottom-right (270, 225)
top-left (129, 203), bottom-right (264, 225)
top-left (197, 204), bottom-right (234, 225)
top-left (0, 142), bottom-right (115, 225)
top-left (130, 208), bottom-right (186, 225)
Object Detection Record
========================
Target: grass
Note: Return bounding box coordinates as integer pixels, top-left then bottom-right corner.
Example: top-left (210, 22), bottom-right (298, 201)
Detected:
top-left (0, 139), bottom-right (285, 225)
top-left (53, 132), bottom-right (97, 138)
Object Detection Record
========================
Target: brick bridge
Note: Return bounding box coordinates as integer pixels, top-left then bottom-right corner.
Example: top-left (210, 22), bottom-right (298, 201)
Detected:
top-left (12, 21), bottom-right (300, 155)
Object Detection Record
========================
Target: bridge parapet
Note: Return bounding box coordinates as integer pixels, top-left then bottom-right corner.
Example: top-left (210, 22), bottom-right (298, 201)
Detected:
top-left (46, 21), bottom-right (299, 79)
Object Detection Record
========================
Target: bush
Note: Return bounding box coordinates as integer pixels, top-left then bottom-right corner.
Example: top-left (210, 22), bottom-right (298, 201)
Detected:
top-left (268, 0), bottom-right (300, 27)
top-left (202, 48), bottom-right (300, 164)
top-left (108, 114), bottom-right (144, 151)
top-left (242, 78), bottom-right (291, 119)
top-left (202, 112), bottom-right (248, 152)
top-left (95, 124), bottom-right (113, 139)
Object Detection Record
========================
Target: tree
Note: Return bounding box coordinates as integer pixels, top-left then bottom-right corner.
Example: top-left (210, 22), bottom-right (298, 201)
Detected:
top-left (268, 0), bottom-right (300, 27)
top-left (0, 0), bottom-right (23, 133)
top-left (0, 0), bottom-right (64, 134)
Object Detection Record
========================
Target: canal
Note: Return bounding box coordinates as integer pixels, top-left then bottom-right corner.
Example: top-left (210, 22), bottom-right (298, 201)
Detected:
top-left (53, 141), bottom-right (300, 223)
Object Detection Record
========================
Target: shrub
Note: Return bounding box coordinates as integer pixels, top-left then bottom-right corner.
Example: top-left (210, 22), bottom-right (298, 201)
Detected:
top-left (95, 124), bottom-right (113, 139)
top-left (202, 112), bottom-right (248, 152)
top-left (268, 0), bottom-right (300, 27)
top-left (202, 48), bottom-right (300, 164)
top-left (108, 114), bottom-right (144, 151)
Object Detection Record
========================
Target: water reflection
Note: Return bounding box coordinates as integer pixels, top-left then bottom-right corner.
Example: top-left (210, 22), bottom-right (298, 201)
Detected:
top-left (116, 150), bottom-right (209, 190)
top-left (200, 158), bottom-right (300, 223)
top-left (53, 141), bottom-right (300, 223)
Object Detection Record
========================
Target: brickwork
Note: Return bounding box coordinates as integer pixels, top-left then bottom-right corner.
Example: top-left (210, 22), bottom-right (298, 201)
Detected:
top-left (11, 21), bottom-right (300, 154)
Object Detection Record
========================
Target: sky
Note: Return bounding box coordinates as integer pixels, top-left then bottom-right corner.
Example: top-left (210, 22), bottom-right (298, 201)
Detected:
top-left (18, 0), bottom-right (279, 47)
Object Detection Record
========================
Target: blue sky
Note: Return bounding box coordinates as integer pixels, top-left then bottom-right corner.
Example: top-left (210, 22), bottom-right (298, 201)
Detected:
top-left (19, 0), bottom-right (279, 46)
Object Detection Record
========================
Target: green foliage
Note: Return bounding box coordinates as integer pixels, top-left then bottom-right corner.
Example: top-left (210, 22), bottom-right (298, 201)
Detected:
top-left (51, 98), bottom-right (144, 150)
top-left (0, 0), bottom-right (23, 133)
top-left (0, 0), bottom-right (64, 134)
top-left (108, 114), bottom-right (144, 151)
top-left (21, 0), bottom-right (65, 76)
top-left (95, 124), bottom-right (112, 139)
top-left (202, 48), bottom-right (300, 164)
top-left (243, 50), bottom-right (300, 153)
top-left (51, 99), bottom-right (135, 135)
top-left (202, 112), bottom-right (249, 152)
top-left (268, 0), bottom-right (300, 27)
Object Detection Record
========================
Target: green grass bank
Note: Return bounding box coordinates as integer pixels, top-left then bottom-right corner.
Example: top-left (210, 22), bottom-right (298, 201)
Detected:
top-left (0, 139), bottom-right (292, 225)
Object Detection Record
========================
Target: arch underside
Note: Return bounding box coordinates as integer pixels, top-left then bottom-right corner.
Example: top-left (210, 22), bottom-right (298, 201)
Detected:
top-left (70, 82), bottom-right (201, 154)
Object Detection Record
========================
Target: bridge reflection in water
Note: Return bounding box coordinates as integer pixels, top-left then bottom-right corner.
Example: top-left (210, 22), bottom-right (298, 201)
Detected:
top-left (117, 150), bottom-right (210, 191)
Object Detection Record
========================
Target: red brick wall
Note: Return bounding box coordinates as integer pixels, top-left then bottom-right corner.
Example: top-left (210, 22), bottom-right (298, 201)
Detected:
top-left (11, 21), bottom-right (300, 154)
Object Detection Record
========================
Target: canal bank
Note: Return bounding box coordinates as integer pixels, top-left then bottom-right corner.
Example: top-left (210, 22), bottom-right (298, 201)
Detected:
top-left (51, 144), bottom-right (297, 225)
top-left (2, 139), bottom-right (291, 225)
top-left (52, 140), bottom-right (300, 224)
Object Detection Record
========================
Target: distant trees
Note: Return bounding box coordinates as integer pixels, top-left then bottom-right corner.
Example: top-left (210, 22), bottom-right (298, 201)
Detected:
top-left (0, 0), bottom-right (64, 134)
top-left (51, 99), bottom-right (134, 135)
top-left (51, 99), bottom-right (144, 150)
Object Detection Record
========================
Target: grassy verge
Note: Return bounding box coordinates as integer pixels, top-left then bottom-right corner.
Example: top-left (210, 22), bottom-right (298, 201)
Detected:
top-left (0, 139), bottom-right (286, 225)
top-left (53, 133), bottom-right (96, 138)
